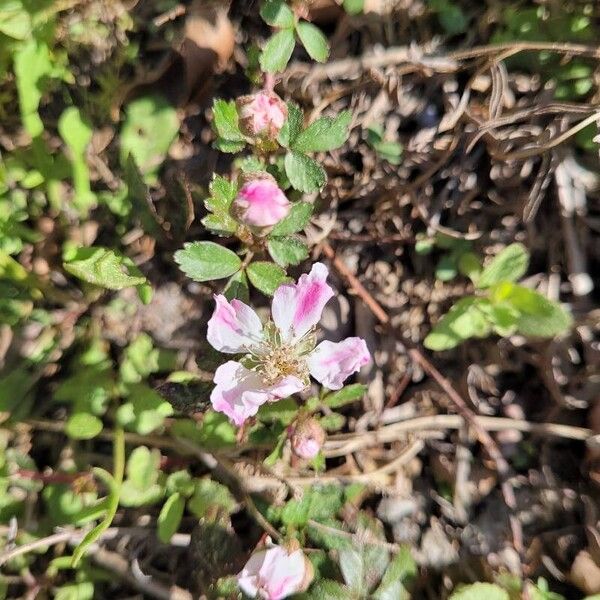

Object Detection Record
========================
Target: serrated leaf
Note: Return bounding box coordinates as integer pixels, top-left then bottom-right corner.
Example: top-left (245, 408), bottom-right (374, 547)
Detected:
top-left (424, 297), bottom-right (492, 351)
top-left (188, 478), bottom-right (236, 518)
top-left (296, 21), bottom-right (330, 63)
top-left (260, 28), bottom-right (296, 73)
top-left (65, 412), bottom-right (103, 440)
top-left (278, 102), bottom-right (304, 148)
top-left (246, 261), bottom-right (289, 295)
top-left (270, 202), bottom-right (313, 236)
top-left (477, 243), bottom-right (529, 288)
top-left (201, 213), bottom-right (238, 235)
top-left (212, 99), bottom-right (245, 142)
top-left (323, 384), bottom-right (366, 408)
top-left (206, 175), bottom-right (238, 212)
top-left (293, 111), bottom-right (352, 153)
top-left (372, 546), bottom-right (416, 600)
top-left (260, 0), bottom-right (295, 28)
top-left (285, 151), bottom-right (327, 192)
top-left (64, 247), bottom-right (147, 290)
top-left (281, 486), bottom-right (344, 528)
top-left (174, 241), bottom-right (241, 282)
top-left (450, 583), bottom-right (509, 600)
top-left (157, 493), bottom-right (185, 543)
top-left (224, 269), bottom-right (250, 303)
top-left (268, 236), bottom-right (309, 267)
top-left (302, 579), bottom-right (351, 599)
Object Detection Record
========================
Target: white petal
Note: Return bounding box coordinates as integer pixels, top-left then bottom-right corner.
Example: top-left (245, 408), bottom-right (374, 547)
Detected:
top-left (207, 294), bottom-right (263, 353)
top-left (307, 337), bottom-right (371, 390)
top-left (271, 262), bottom-right (333, 343)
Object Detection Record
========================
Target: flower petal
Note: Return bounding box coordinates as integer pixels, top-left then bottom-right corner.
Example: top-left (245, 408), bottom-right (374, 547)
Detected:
top-left (232, 177), bottom-right (291, 228)
top-left (207, 294), bottom-right (263, 353)
top-left (307, 337), bottom-right (371, 390)
top-left (210, 361), bottom-right (271, 426)
top-left (271, 262), bottom-right (334, 342)
top-left (211, 363), bottom-right (306, 427)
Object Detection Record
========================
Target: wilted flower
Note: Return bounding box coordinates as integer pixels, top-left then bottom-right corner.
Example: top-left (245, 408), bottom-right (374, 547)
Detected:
top-left (231, 173), bottom-right (291, 229)
top-left (237, 91), bottom-right (288, 140)
top-left (207, 263), bottom-right (371, 426)
top-left (290, 417), bottom-right (325, 460)
top-left (237, 543), bottom-right (313, 600)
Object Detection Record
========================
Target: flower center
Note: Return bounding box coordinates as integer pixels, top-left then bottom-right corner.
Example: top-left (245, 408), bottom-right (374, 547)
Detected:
top-left (260, 345), bottom-right (306, 385)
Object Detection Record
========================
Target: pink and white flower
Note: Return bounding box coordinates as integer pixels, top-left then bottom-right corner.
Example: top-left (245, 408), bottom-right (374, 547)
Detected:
top-left (290, 417), bottom-right (326, 460)
top-left (207, 263), bottom-right (371, 425)
top-left (237, 91), bottom-right (288, 140)
top-left (231, 174), bottom-right (292, 229)
top-left (237, 543), bottom-right (313, 600)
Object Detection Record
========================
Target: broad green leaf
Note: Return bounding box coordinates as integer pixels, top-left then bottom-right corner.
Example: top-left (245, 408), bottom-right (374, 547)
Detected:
top-left (296, 21), bottom-right (330, 63)
top-left (477, 243), bottom-right (529, 288)
top-left (343, 0), bottom-right (364, 15)
top-left (270, 202), bottom-right (313, 236)
top-left (120, 95), bottom-right (179, 176)
top-left (174, 241), bottom-right (241, 282)
top-left (373, 546), bottom-right (416, 600)
top-left (65, 412), bottom-right (103, 440)
top-left (268, 237), bottom-right (309, 267)
top-left (293, 111), bottom-right (352, 153)
top-left (284, 151), bottom-right (327, 193)
top-left (157, 493), bottom-right (185, 543)
top-left (458, 251), bottom-right (481, 283)
top-left (63, 247), bottom-right (147, 290)
top-left (478, 301), bottom-right (520, 336)
top-left (246, 261), bottom-right (289, 295)
top-left (258, 397), bottom-right (299, 425)
top-left (0, 1), bottom-right (31, 40)
top-left (116, 383), bottom-right (174, 435)
top-left (187, 478), bottom-right (236, 518)
top-left (493, 283), bottom-right (573, 337)
top-left (212, 99), bottom-right (245, 143)
top-left (450, 583), bottom-right (509, 600)
top-left (280, 486), bottom-right (344, 528)
top-left (324, 384), bottom-right (367, 408)
top-left (260, 0), bottom-right (295, 28)
top-left (165, 470), bottom-right (195, 497)
top-left (301, 579), bottom-right (351, 599)
top-left (171, 411), bottom-right (237, 450)
top-left (119, 446), bottom-right (163, 508)
top-left (424, 297), bottom-right (491, 351)
top-left (260, 28), bottom-right (296, 73)
top-left (224, 269), bottom-right (250, 302)
top-left (278, 102), bottom-right (304, 148)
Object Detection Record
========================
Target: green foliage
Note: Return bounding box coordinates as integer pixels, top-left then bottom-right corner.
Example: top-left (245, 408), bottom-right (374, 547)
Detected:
top-left (449, 583), bottom-right (509, 600)
top-left (202, 175), bottom-right (239, 235)
top-left (260, 27), bottom-right (296, 73)
top-left (428, 0), bottom-right (469, 35)
top-left (366, 125), bottom-right (403, 165)
top-left (270, 201), bottom-right (313, 236)
top-left (119, 446), bottom-right (164, 507)
top-left (323, 384), bottom-right (367, 408)
top-left (268, 236), bottom-right (309, 267)
top-left (343, 0), bottom-right (364, 15)
top-left (157, 492), bottom-right (185, 543)
top-left (187, 478), bottom-right (236, 518)
top-left (296, 21), bottom-right (330, 63)
top-left (174, 241), bottom-right (242, 282)
top-left (212, 99), bottom-right (246, 153)
top-left (284, 151), bottom-right (327, 193)
top-left (260, 0), bottom-right (295, 28)
top-left (425, 244), bottom-right (573, 350)
top-left (116, 383), bottom-right (174, 435)
top-left (246, 260), bottom-right (290, 295)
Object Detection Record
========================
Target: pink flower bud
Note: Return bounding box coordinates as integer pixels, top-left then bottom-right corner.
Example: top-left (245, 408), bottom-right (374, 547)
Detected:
top-left (237, 91), bottom-right (288, 140)
top-left (237, 543), bottom-right (314, 599)
top-left (290, 417), bottom-right (325, 460)
top-left (232, 173), bottom-right (291, 229)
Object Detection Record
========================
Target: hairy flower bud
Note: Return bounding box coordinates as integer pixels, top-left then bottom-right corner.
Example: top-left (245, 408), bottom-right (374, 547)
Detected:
top-left (237, 542), bottom-right (314, 599)
top-left (231, 172), bottom-right (291, 229)
top-left (290, 417), bottom-right (325, 460)
top-left (237, 91), bottom-right (287, 140)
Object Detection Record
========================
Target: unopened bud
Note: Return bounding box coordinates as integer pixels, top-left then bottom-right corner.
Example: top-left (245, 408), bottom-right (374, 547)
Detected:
top-left (290, 417), bottom-right (325, 460)
top-left (236, 91), bottom-right (287, 140)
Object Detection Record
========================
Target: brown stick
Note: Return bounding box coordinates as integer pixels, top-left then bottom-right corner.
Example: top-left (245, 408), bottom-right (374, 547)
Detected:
top-left (322, 241), bottom-right (524, 554)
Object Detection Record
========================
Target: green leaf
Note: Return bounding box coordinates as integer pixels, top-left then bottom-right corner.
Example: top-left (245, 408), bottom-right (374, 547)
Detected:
top-left (372, 547), bottom-right (416, 600)
top-left (116, 383), bottom-right (174, 435)
top-left (215, 138), bottom-right (246, 153)
top-left (450, 583), bottom-right (509, 600)
top-left (63, 246), bottom-right (147, 290)
top-left (436, 255), bottom-right (458, 281)
top-left (284, 151), bottom-right (327, 193)
top-left (260, 28), bottom-right (296, 73)
top-left (458, 251), bottom-right (482, 283)
top-left (120, 95), bottom-right (179, 176)
top-left (187, 478), bottom-right (236, 518)
top-left (247, 261), bottom-right (289, 295)
top-left (424, 297), bottom-right (492, 351)
top-left (280, 486), bottom-right (344, 528)
top-left (437, 4), bottom-right (468, 35)
top-left (224, 269), bottom-right (250, 303)
top-left (260, 0), bottom-right (295, 28)
top-left (270, 202), bottom-right (313, 236)
top-left (157, 493), bottom-right (185, 543)
top-left (54, 582), bottom-right (94, 600)
top-left (174, 241), bottom-right (241, 282)
top-left (477, 243), bottom-right (529, 288)
top-left (0, 1), bottom-right (31, 40)
top-left (258, 397), bottom-right (299, 425)
top-left (342, 0), bottom-right (364, 15)
top-left (301, 579), bottom-right (351, 599)
top-left (212, 99), bottom-right (245, 143)
top-left (323, 384), bottom-right (367, 408)
top-left (65, 413), bottom-right (103, 440)
top-left (492, 283), bottom-right (573, 337)
top-left (268, 237), bottom-right (309, 267)
top-left (293, 111), bottom-right (352, 153)
top-left (319, 412), bottom-right (345, 432)
top-left (119, 446), bottom-right (163, 508)
top-left (202, 175), bottom-right (238, 235)
top-left (278, 103), bottom-right (304, 148)
top-left (296, 21), bottom-right (330, 63)
top-left (171, 411), bottom-right (237, 450)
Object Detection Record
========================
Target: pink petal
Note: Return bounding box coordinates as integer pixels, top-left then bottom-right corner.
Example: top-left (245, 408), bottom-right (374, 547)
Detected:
top-left (211, 364), bottom-right (305, 427)
top-left (306, 337), bottom-right (371, 390)
top-left (207, 294), bottom-right (263, 354)
top-left (232, 179), bottom-right (291, 228)
top-left (272, 262), bottom-right (334, 343)
top-left (210, 361), bottom-right (271, 426)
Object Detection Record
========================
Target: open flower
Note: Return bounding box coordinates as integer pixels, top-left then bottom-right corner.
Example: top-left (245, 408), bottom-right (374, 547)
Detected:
top-left (207, 263), bottom-right (371, 426)
top-left (231, 173), bottom-right (291, 229)
top-left (237, 91), bottom-right (287, 140)
top-left (237, 543), bottom-right (313, 600)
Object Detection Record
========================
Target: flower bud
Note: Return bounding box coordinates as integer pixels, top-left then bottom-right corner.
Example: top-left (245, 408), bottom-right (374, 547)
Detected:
top-left (237, 91), bottom-right (287, 140)
top-left (237, 543), bottom-right (314, 599)
top-left (231, 172), bottom-right (291, 229)
top-left (290, 417), bottom-right (325, 460)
